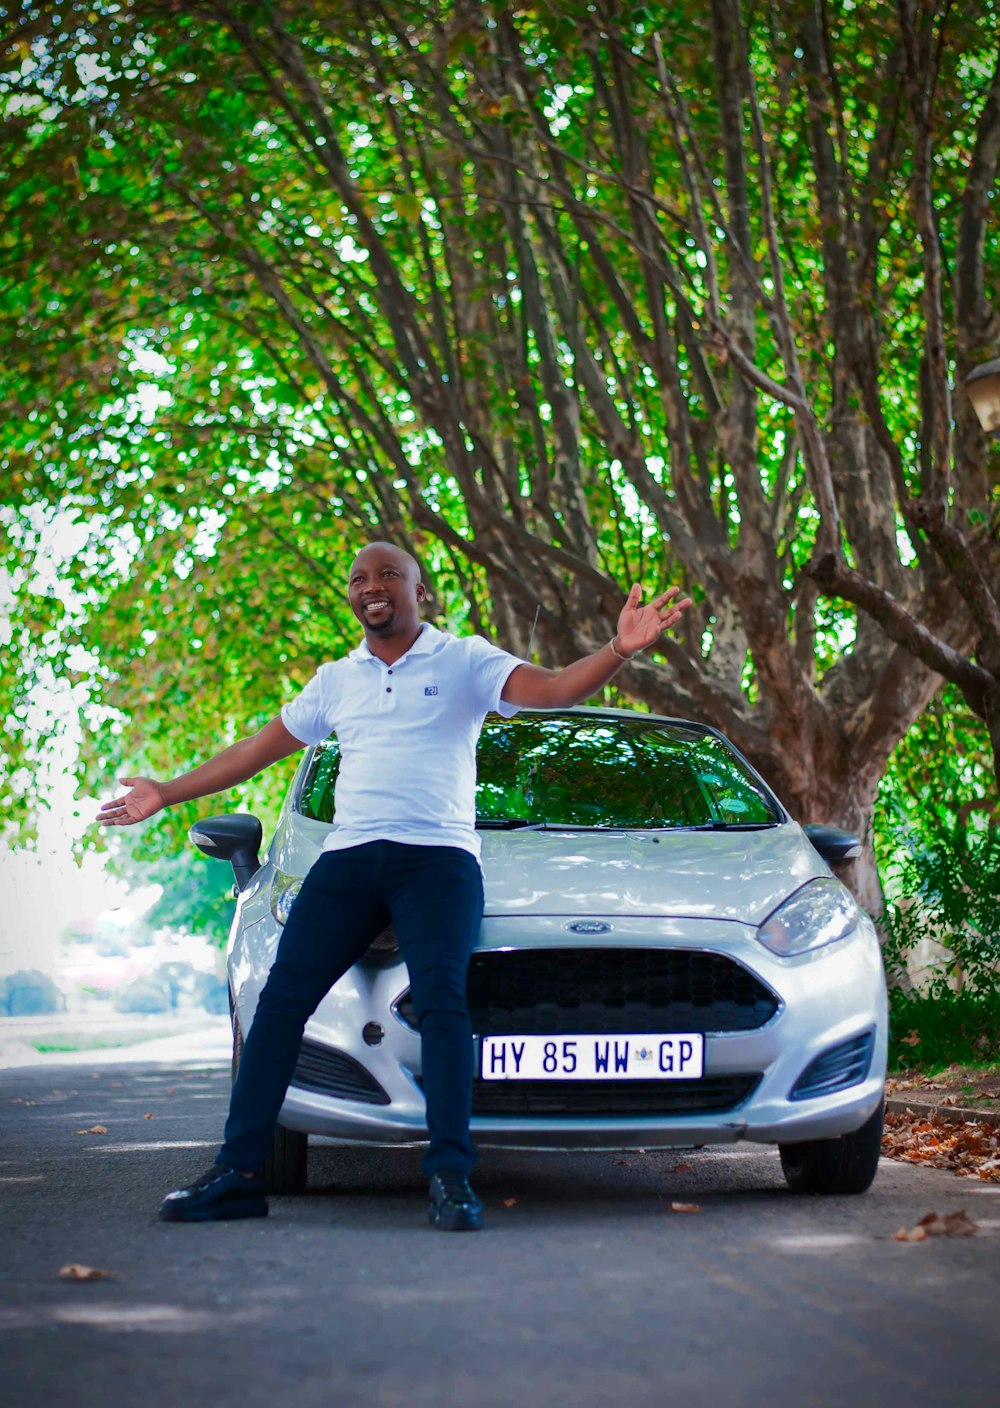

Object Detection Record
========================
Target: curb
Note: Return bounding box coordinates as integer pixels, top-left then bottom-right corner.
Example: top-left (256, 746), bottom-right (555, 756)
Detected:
top-left (885, 1096), bottom-right (1000, 1131)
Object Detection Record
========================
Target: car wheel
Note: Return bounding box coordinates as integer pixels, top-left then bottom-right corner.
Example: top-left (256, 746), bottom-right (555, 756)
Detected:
top-left (230, 1000), bottom-right (309, 1196)
top-left (779, 1100), bottom-right (885, 1195)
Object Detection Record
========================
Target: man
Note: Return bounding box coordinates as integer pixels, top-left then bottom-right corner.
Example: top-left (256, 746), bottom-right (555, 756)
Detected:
top-left (99, 543), bottom-right (692, 1230)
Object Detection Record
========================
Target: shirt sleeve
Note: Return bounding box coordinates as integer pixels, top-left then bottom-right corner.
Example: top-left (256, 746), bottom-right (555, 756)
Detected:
top-left (280, 663), bottom-right (341, 745)
top-left (463, 635), bottom-right (525, 718)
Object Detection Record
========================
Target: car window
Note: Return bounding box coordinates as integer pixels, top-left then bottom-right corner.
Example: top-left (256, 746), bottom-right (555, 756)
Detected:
top-left (474, 716), bottom-right (778, 827)
top-left (298, 714), bottom-right (780, 829)
top-left (299, 739), bottom-right (341, 823)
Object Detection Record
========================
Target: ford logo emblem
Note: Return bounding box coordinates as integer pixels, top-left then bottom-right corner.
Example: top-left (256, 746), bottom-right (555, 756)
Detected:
top-left (565, 920), bottom-right (613, 934)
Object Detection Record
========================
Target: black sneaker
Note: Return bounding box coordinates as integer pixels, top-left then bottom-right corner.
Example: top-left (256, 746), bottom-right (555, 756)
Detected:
top-left (428, 1170), bottom-right (483, 1232)
top-left (159, 1164), bottom-right (268, 1223)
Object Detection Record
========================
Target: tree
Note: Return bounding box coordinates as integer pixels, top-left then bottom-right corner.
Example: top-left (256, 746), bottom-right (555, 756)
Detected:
top-left (1, 0), bottom-right (998, 914)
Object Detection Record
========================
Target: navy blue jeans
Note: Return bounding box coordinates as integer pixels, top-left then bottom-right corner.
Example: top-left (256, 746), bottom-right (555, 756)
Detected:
top-left (218, 840), bottom-right (484, 1178)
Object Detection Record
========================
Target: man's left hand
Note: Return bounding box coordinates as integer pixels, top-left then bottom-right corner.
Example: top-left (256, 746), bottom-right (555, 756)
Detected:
top-left (614, 584), bottom-right (693, 658)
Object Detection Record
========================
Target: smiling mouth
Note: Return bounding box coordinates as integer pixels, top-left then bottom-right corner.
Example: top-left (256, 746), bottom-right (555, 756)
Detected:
top-left (363, 599), bottom-right (391, 616)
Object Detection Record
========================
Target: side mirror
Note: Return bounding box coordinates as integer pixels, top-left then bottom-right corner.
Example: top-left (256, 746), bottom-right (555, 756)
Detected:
top-left (803, 823), bottom-right (862, 864)
top-left (189, 814), bottom-right (263, 892)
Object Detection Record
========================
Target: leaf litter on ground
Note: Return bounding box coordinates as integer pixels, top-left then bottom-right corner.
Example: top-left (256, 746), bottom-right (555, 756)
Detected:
top-left (882, 1108), bottom-right (1000, 1181)
top-left (892, 1210), bottom-right (978, 1242)
top-left (887, 1063), bottom-right (1000, 1108)
top-left (72, 1125), bottom-right (108, 1135)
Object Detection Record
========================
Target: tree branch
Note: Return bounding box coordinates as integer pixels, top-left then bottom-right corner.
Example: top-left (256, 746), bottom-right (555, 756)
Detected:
top-left (808, 552), bottom-right (994, 714)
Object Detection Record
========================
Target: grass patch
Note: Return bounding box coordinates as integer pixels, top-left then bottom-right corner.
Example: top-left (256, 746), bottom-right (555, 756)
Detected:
top-left (31, 1039), bottom-right (131, 1054)
top-left (888, 990), bottom-right (1000, 1072)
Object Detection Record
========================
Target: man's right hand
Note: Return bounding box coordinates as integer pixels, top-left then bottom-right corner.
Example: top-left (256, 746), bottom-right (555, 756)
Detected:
top-left (94, 718), bottom-right (305, 830)
top-left (98, 777), bottom-right (167, 828)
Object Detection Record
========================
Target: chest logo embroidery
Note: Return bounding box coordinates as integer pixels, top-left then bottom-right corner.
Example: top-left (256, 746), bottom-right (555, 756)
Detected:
top-left (424, 686), bottom-right (439, 696)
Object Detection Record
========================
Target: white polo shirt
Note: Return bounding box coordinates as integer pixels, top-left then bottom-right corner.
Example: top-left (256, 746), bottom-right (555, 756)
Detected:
top-left (280, 624), bottom-right (524, 861)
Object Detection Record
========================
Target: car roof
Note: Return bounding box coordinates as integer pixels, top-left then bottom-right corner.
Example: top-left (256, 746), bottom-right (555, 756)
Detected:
top-left (512, 704), bottom-right (714, 729)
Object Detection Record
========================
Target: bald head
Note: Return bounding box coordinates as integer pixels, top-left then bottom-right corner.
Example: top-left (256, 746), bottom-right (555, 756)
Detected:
top-left (349, 541), bottom-right (422, 584)
top-left (347, 541), bottom-right (427, 647)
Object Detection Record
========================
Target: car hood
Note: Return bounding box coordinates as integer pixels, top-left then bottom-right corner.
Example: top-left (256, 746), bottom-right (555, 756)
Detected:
top-left (479, 826), bottom-right (826, 924)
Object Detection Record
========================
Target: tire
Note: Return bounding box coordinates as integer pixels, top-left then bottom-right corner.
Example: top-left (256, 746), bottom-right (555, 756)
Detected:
top-left (230, 1001), bottom-right (309, 1196)
top-left (779, 1101), bottom-right (885, 1195)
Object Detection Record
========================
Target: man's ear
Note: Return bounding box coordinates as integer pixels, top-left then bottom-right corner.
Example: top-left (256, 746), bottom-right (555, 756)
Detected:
top-left (416, 581), bottom-right (426, 601)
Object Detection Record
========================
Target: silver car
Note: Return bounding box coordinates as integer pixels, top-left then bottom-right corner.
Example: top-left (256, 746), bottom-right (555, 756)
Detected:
top-left (193, 707), bottom-right (888, 1196)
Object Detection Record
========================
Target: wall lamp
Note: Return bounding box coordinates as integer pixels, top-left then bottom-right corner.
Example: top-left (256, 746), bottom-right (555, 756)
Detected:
top-left (963, 357), bottom-right (1000, 440)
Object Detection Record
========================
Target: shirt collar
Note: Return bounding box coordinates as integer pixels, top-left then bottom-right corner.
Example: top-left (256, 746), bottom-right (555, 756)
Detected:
top-left (348, 622), bottom-right (447, 664)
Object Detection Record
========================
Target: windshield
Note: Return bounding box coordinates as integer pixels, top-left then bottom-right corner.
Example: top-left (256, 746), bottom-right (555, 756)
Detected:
top-left (298, 712), bottom-right (781, 830)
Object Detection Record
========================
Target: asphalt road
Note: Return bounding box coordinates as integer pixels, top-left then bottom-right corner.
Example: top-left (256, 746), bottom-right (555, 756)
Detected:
top-left (2, 1058), bottom-right (998, 1408)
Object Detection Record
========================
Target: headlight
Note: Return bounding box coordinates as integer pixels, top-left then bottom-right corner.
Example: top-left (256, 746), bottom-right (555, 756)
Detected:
top-left (270, 873), bottom-right (303, 927)
top-left (757, 879), bottom-right (858, 956)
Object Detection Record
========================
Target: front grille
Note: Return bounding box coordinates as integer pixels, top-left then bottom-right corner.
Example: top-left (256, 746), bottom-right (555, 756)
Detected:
top-left (470, 1073), bottom-right (761, 1118)
top-left (289, 1039), bottom-right (390, 1105)
top-left (790, 1031), bottom-right (875, 1101)
top-left (395, 948), bottom-right (778, 1035)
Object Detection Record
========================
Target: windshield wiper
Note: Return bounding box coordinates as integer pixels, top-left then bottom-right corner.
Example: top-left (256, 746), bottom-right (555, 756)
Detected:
top-left (476, 820), bottom-right (620, 831)
top-left (477, 819), bottom-right (780, 832)
top-left (477, 821), bottom-right (634, 832)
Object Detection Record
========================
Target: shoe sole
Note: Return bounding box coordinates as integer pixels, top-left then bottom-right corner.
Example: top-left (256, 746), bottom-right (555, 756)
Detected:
top-left (428, 1204), bottom-right (484, 1232)
top-left (160, 1197), bottom-right (269, 1223)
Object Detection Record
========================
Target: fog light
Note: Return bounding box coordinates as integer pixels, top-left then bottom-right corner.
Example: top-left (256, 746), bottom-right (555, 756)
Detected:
top-left (789, 1031), bottom-right (874, 1101)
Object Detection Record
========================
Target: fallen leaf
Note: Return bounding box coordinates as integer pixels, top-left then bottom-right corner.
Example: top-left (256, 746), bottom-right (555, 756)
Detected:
top-left (883, 1110), bottom-right (1000, 1182)
top-left (893, 1209), bottom-right (979, 1241)
top-left (143, 1113), bottom-right (154, 1120)
top-left (672, 1162), bottom-right (693, 1173)
top-left (613, 1158), bottom-right (632, 1167)
top-left (670, 1201), bottom-right (701, 1214)
top-left (502, 1198), bottom-right (517, 1208)
top-left (899, 1030), bottom-right (922, 1047)
top-left (166, 1089), bottom-right (176, 1096)
top-left (58, 1264), bottom-right (119, 1281)
top-left (73, 1125), bottom-right (108, 1135)
top-left (943, 1209), bottom-right (978, 1237)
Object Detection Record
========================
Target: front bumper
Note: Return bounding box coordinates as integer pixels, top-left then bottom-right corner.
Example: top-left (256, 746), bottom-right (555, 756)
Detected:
top-left (233, 913), bottom-right (888, 1152)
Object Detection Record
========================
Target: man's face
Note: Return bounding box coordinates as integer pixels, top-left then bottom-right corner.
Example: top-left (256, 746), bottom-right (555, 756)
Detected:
top-left (347, 545), bottom-right (425, 637)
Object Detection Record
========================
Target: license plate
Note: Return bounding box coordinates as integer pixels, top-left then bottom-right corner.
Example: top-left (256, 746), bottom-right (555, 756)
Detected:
top-left (479, 1033), bottom-right (704, 1081)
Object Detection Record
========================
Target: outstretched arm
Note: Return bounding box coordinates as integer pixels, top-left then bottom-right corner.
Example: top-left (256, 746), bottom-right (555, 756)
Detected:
top-left (97, 716), bottom-right (305, 828)
top-left (501, 584), bottom-right (693, 709)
